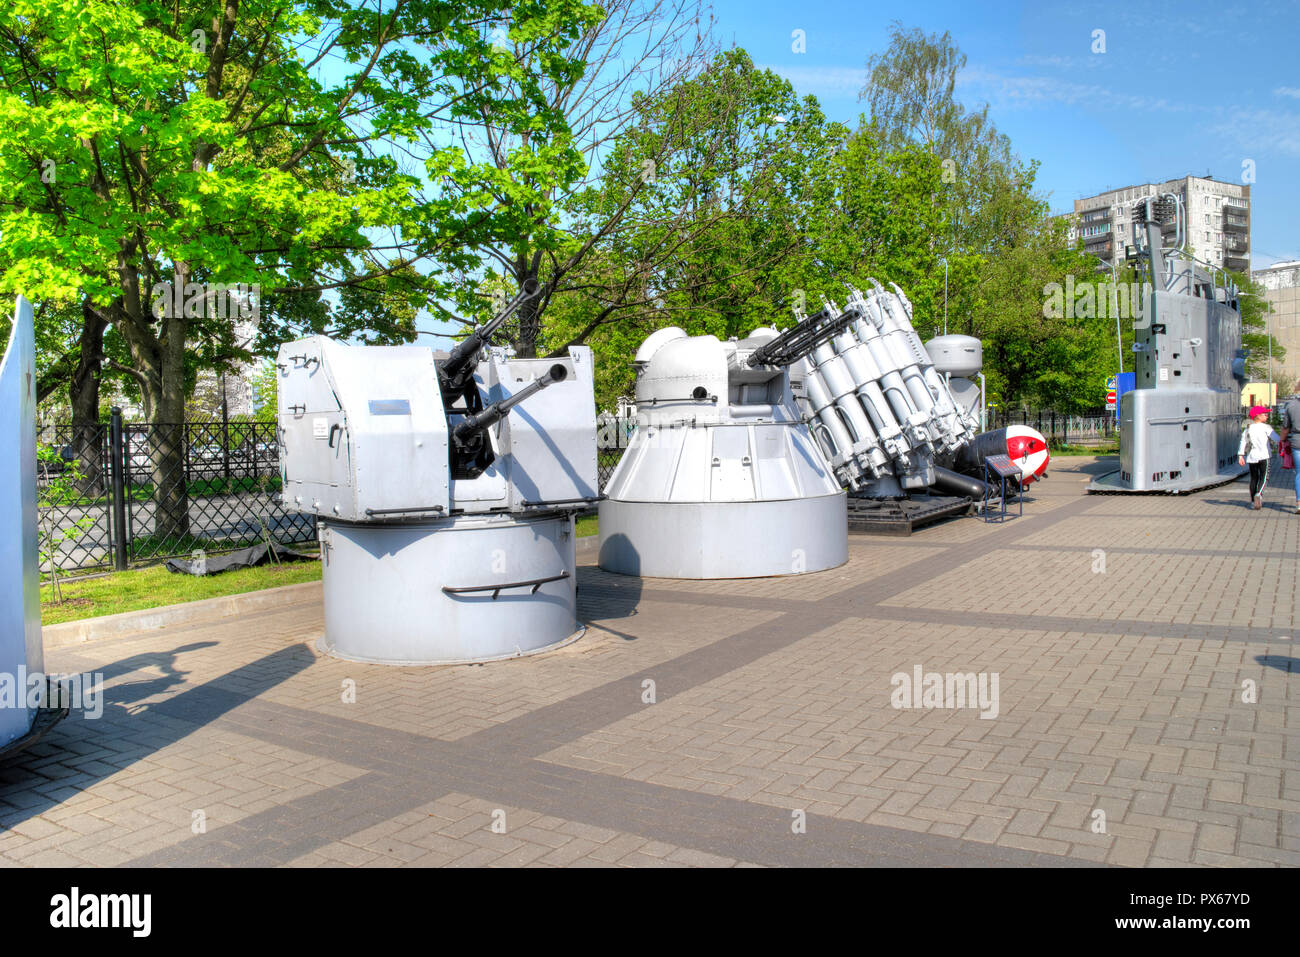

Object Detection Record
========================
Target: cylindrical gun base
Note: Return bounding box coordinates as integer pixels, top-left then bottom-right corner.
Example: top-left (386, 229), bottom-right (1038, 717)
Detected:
top-left (317, 512), bottom-right (582, 665)
top-left (597, 493), bottom-right (847, 579)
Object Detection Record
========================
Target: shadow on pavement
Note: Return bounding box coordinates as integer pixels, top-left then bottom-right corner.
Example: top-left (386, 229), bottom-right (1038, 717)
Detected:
top-left (575, 565), bottom-right (642, 641)
top-left (0, 643), bottom-right (316, 829)
top-left (1255, 654), bottom-right (1297, 673)
top-left (1066, 455), bottom-right (1120, 477)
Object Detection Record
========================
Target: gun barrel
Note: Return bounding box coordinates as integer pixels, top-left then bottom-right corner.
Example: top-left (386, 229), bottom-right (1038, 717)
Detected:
top-left (746, 305), bottom-right (859, 368)
top-left (443, 277), bottom-right (541, 374)
top-left (453, 363), bottom-right (567, 441)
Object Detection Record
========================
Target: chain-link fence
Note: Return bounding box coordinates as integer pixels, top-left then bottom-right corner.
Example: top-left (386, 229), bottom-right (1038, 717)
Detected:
top-left (37, 410), bottom-right (314, 576)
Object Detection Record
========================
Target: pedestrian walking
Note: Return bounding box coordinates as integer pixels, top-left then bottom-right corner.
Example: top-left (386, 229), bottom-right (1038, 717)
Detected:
top-left (1239, 405), bottom-right (1280, 510)
top-left (1278, 393), bottom-right (1300, 513)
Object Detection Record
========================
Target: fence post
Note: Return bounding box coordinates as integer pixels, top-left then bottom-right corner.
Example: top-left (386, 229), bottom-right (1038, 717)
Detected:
top-left (1051, 411), bottom-right (1057, 444)
top-left (221, 394), bottom-right (231, 482)
top-left (109, 407), bottom-right (128, 571)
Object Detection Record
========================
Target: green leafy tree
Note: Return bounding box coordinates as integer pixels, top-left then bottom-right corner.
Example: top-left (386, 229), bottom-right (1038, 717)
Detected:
top-left (1228, 270), bottom-right (1284, 382)
top-left (0, 0), bottom-right (597, 539)
top-left (859, 22), bottom-right (1113, 411)
top-left (542, 49), bottom-right (849, 407)
top-left (432, 0), bottom-right (717, 358)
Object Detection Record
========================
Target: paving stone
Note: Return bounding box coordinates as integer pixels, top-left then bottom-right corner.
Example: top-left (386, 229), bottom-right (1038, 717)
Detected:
top-left (0, 458), bottom-right (1291, 868)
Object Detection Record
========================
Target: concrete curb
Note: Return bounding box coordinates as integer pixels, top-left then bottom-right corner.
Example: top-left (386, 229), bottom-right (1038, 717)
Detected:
top-left (42, 535), bottom-right (603, 648)
top-left (42, 581), bottom-right (324, 649)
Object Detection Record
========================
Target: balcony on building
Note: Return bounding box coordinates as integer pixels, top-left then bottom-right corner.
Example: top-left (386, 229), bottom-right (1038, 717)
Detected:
top-left (1223, 214), bottom-right (1248, 232)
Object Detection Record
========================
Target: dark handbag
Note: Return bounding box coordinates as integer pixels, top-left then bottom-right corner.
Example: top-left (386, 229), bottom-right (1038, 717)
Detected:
top-left (1283, 439), bottom-right (1295, 470)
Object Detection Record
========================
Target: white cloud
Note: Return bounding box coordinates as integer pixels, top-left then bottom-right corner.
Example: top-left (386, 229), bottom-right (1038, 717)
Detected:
top-left (1210, 108), bottom-right (1300, 159)
top-left (1276, 86), bottom-right (1300, 99)
top-left (761, 64), bottom-right (865, 98)
top-left (957, 67), bottom-right (1191, 114)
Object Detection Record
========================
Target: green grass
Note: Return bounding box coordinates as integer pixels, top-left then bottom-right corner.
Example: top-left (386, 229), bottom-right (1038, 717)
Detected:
top-left (575, 514), bottom-right (598, 537)
top-left (41, 558), bottom-right (322, 625)
top-left (1049, 443), bottom-right (1119, 456)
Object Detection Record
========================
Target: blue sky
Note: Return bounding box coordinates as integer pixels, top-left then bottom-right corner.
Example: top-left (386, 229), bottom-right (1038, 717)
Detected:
top-left (710, 0), bottom-right (1300, 267)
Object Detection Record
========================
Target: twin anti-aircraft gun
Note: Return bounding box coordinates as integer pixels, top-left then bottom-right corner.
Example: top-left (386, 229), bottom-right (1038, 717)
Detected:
top-left (276, 280), bottom-right (597, 665)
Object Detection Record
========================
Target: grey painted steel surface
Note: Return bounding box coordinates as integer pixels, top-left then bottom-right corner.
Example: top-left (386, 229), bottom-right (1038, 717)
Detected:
top-left (0, 296), bottom-right (43, 747)
top-left (599, 326), bottom-right (847, 579)
top-left (789, 283), bottom-right (979, 496)
top-left (318, 512), bottom-right (581, 665)
top-left (1090, 199), bottom-right (1249, 493)
top-left (277, 331), bottom-right (598, 663)
top-left (600, 494), bottom-right (846, 579)
top-left (925, 335), bottom-right (983, 378)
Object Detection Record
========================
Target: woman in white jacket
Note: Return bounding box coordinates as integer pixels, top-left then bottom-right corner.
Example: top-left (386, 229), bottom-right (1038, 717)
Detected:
top-left (1238, 405), bottom-right (1280, 510)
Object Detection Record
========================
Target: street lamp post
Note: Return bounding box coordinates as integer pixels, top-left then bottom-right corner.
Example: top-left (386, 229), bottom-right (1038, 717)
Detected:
top-left (1097, 257), bottom-right (1122, 375)
top-left (940, 257), bottom-right (949, 336)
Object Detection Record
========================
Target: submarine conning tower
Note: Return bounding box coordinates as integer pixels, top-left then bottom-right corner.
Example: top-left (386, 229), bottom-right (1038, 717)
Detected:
top-left (1090, 194), bottom-right (1248, 493)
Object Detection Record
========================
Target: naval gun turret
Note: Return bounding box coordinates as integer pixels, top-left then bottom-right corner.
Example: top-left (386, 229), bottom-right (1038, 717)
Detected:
top-left (277, 282), bottom-right (598, 664)
top-left (1089, 195), bottom-right (1248, 492)
top-left (598, 314), bottom-right (849, 579)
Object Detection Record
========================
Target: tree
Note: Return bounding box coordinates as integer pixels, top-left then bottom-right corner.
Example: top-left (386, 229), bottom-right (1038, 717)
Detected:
top-left (541, 49), bottom-right (850, 408)
top-left (1228, 270), bottom-right (1284, 381)
top-left (861, 22), bottom-right (1016, 254)
top-left (858, 22), bottom-right (1117, 411)
top-left (0, 0), bottom-right (597, 541)
top-left (431, 0), bottom-right (717, 358)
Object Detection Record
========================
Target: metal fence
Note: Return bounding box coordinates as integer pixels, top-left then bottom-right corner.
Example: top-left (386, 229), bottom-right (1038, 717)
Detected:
top-left (993, 408), bottom-right (1117, 447)
top-left (36, 407), bottom-right (1107, 575)
top-left (37, 409), bottom-right (314, 576)
top-left (39, 410), bottom-right (630, 576)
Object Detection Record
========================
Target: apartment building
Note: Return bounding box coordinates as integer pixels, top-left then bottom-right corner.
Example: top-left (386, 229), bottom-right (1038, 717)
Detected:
top-left (1258, 261), bottom-right (1300, 394)
top-left (1065, 174), bottom-right (1251, 272)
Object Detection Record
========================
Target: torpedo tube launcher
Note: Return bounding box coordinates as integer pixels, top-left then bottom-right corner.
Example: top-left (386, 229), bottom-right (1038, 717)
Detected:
top-left (1089, 195), bottom-right (1248, 493)
top-left (276, 281), bottom-right (599, 664)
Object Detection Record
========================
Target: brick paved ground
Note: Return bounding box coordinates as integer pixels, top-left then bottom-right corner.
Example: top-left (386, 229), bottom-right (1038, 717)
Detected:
top-left (1, 455), bottom-right (1296, 867)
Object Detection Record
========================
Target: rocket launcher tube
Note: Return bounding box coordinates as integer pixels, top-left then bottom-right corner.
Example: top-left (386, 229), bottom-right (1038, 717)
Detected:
top-left (830, 330), bottom-right (905, 442)
top-left (808, 341), bottom-right (879, 451)
top-left (745, 304), bottom-right (859, 368)
top-left (853, 315), bottom-right (923, 435)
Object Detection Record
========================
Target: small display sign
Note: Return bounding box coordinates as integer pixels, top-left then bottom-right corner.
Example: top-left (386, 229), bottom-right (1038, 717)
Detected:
top-left (984, 454), bottom-right (1022, 479)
